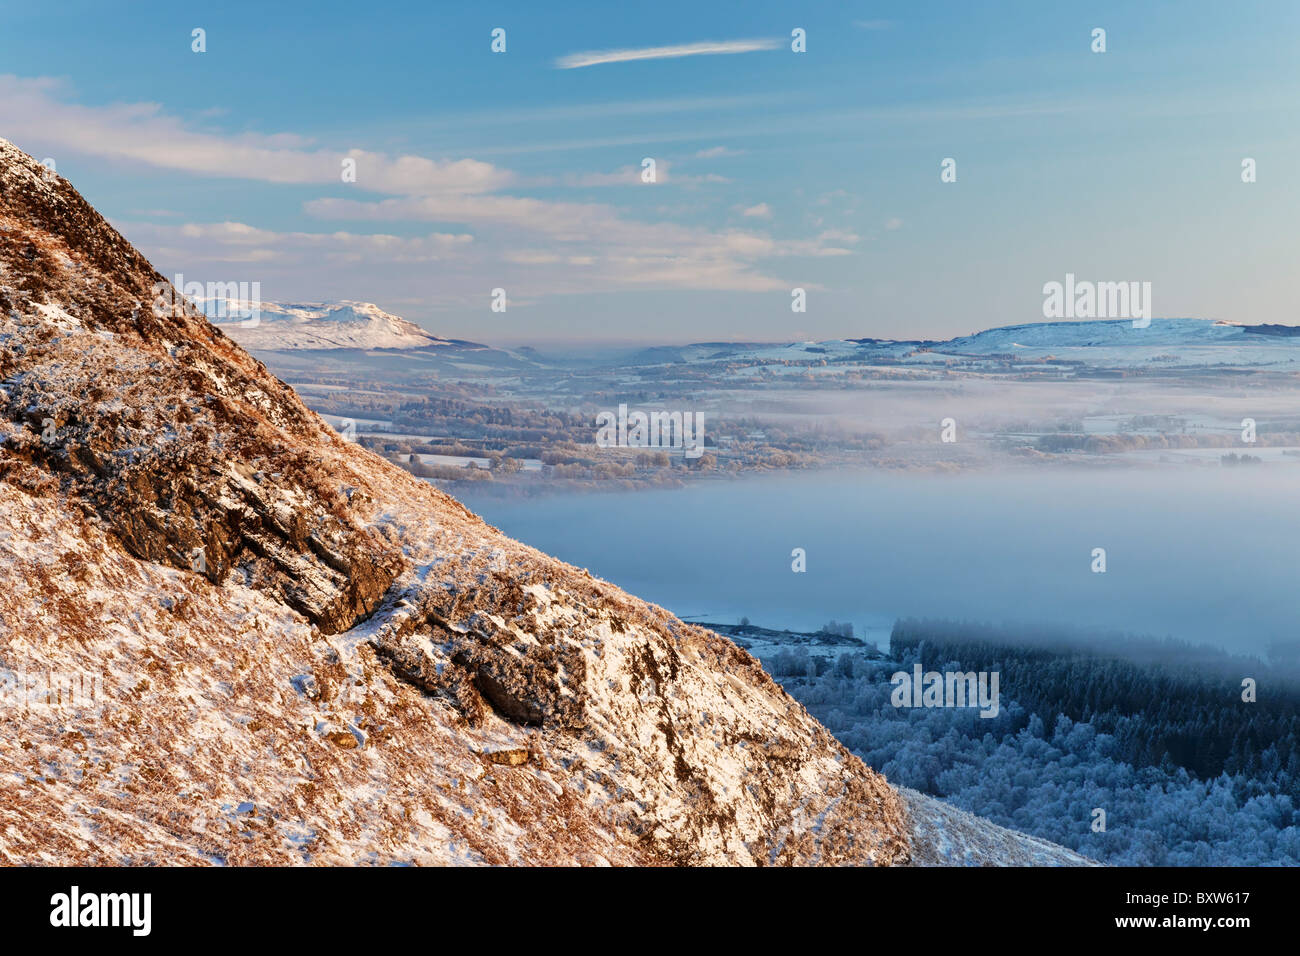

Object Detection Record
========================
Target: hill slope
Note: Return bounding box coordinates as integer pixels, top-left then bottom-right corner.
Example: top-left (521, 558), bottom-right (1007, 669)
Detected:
top-left (0, 138), bottom-right (913, 865)
top-left (902, 790), bottom-right (1098, 866)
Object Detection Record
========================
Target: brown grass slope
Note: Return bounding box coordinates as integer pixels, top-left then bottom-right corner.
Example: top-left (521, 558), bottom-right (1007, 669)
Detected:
top-left (0, 138), bottom-right (909, 865)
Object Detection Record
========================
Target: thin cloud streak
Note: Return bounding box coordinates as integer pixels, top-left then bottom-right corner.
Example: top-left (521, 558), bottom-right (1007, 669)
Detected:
top-left (556, 38), bottom-right (780, 70)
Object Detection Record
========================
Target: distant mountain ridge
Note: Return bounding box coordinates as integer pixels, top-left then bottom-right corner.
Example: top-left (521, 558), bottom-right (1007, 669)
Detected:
top-left (934, 317), bottom-right (1267, 351)
top-left (620, 318), bottom-right (1300, 370)
top-left (207, 304), bottom-right (1300, 368)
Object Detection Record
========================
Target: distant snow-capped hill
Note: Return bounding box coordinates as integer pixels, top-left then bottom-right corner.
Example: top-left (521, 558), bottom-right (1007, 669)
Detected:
top-left (920, 318), bottom-right (1300, 368)
top-left (939, 318), bottom-right (1249, 352)
top-left (621, 318), bottom-right (1300, 370)
top-left (205, 300), bottom-right (477, 351)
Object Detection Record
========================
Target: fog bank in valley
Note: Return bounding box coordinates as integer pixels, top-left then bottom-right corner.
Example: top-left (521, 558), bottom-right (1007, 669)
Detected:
top-left (460, 465), bottom-right (1299, 660)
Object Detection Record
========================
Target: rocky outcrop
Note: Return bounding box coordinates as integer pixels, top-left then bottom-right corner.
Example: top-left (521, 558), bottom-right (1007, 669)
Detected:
top-left (0, 138), bottom-right (911, 866)
top-left (0, 139), bottom-right (400, 632)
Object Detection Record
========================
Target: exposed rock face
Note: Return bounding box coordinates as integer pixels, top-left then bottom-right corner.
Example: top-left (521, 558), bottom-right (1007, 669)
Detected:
top-left (0, 138), bottom-right (911, 865)
top-left (0, 141), bottom-right (400, 631)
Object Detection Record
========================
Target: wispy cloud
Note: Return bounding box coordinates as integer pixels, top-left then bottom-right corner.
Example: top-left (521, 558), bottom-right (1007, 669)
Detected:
top-left (854, 19), bottom-right (893, 31)
top-left (0, 75), bottom-right (510, 195)
top-left (129, 212), bottom-right (854, 307)
top-left (738, 203), bottom-right (772, 219)
top-left (302, 193), bottom-right (852, 257)
top-left (3, 72), bottom-right (856, 304)
top-left (696, 145), bottom-right (745, 159)
top-left (558, 162), bottom-right (729, 188)
top-left (122, 221), bottom-right (473, 265)
top-left (555, 38), bottom-right (780, 70)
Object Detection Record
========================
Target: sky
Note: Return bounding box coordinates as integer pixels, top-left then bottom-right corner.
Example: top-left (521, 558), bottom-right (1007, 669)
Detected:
top-left (2, 0), bottom-right (1298, 345)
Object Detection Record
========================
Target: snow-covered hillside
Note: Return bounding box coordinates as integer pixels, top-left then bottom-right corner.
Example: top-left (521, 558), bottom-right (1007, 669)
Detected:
top-left (902, 789), bottom-right (1098, 866)
top-left (205, 299), bottom-right (465, 351)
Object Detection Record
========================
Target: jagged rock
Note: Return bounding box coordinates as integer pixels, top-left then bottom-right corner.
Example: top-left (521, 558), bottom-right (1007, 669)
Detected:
top-left (324, 730), bottom-right (361, 750)
top-left (0, 140), bottom-right (400, 632)
top-left (482, 748), bottom-right (530, 766)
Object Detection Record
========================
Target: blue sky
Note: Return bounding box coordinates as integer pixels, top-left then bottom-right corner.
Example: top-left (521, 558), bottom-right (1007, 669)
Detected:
top-left (2, 0), bottom-right (1297, 344)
